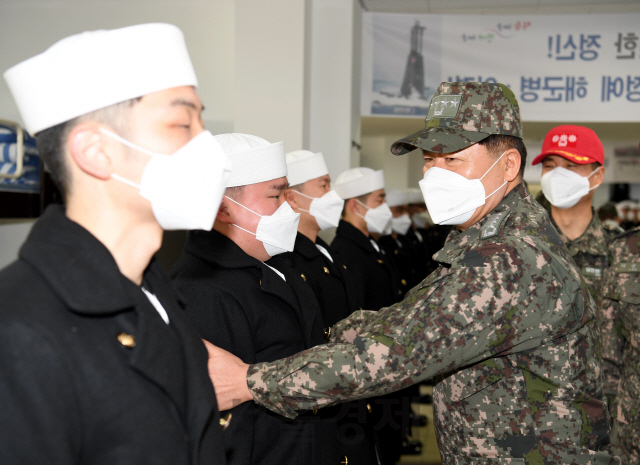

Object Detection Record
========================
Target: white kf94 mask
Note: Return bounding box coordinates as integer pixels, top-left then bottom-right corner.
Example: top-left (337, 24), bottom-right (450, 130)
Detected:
top-left (103, 128), bottom-right (230, 231)
top-left (419, 151), bottom-right (507, 226)
top-left (540, 166), bottom-right (601, 209)
top-left (225, 197), bottom-right (301, 257)
top-left (292, 189), bottom-right (344, 230)
top-left (356, 200), bottom-right (393, 234)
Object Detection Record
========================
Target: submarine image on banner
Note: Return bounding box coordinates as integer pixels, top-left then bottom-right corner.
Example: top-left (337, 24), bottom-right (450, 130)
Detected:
top-left (400, 21), bottom-right (426, 99)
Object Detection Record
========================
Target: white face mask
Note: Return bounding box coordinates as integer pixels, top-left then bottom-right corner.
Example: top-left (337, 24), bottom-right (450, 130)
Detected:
top-left (540, 166), bottom-right (601, 209)
top-left (419, 151), bottom-right (507, 226)
top-left (102, 129), bottom-right (230, 231)
top-left (224, 196), bottom-right (300, 257)
top-left (391, 213), bottom-right (413, 235)
top-left (411, 211), bottom-right (431, 229)
top-left (292, 189), bottom-right (344, 230)
top-left (356, 200), bottom-right (393, 234)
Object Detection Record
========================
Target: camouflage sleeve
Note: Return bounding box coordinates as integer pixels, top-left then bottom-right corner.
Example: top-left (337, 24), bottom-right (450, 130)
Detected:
top-left (599, 294), bottom-right (624, 408)
top-left (247, 242), bottom-right (582, 418)
top-left (328, 309), bottom-right (377, 343)
top-left (598, 240), bottom-right (632, 411)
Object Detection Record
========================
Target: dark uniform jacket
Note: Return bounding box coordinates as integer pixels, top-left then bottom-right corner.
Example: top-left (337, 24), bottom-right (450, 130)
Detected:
top-left (330, 220), bottom-right (398, 310)
top-left (282, 233), bottom-right (356, 327)
top-left (378, 234), bottom-right (417, 299)
top-left (403, 228), bottom-right (431, 284)
top-left (282, 232), bottom-right (380, 465)
top-left (170, 229), bottom-right (339, 465)
top-left (0, 205), bottom-right (226, 465)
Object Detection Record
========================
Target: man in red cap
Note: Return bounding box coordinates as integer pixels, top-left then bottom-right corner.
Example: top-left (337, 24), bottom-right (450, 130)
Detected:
top-left (532, 124), bottom-right (620, 299)
top-left (532, 124), bottom-right (622, 412)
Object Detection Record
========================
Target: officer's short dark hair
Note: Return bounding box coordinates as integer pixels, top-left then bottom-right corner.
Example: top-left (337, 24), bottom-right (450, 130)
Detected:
top-left (479, 135), bottom-right (527, 179)
top-left (35, 97), bottom-right (141, 202)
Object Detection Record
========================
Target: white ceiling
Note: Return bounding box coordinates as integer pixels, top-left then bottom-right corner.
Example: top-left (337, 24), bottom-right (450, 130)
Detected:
top-left (359, 0), bottom-right (640, 14)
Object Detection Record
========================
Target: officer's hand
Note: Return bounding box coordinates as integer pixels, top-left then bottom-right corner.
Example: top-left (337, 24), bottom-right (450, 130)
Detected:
top-left (202, 339), bottom-right (253, 410)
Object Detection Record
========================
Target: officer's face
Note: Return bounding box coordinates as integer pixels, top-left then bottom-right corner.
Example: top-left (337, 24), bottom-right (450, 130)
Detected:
top-left (422, 143), bottom-right (509, 230)
top-left (541, 155), bottom-right (603, 191)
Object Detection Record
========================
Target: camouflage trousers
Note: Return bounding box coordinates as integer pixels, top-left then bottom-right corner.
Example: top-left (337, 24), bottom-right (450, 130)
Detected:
top-left (612, 391), bottom-right (639, 465)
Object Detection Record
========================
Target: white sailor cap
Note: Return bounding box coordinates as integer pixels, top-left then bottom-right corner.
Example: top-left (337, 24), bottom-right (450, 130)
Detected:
top-left (285, 150), bottom-right (329, 186)
top-left (385, 189), bottom-right (410, 207)
top-left (4, 23), bottom-right (197, 134)
top-left (333, 167), bottom-right (385, 199)
top-left (214, 133), bottom-right (287, 188)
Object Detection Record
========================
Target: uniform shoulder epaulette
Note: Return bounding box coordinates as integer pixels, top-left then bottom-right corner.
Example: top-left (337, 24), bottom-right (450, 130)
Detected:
top-left (611, 225), bottom-right (640, 243)
top-left (481, 211), bottom-right (511, 240)
top-left (602, 222), bottom-right (625, 236)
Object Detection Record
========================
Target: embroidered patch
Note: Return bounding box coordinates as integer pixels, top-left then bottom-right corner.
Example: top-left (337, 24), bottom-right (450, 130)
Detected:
top-left (426, 95), bottom-right (462, 119)
top-left (581, 266), bottom-right (602, 278)
top-left (617, 262), bottom-right (640, 273)
top-left (481, 211), bottom-right (509, 239)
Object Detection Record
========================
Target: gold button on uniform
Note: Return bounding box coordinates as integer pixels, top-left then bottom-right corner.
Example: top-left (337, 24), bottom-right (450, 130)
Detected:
top-left (324, 326), bottom-right (332, 342)
top-left (117, 333), bottom-right (136, 348)
top-left (342, 264), bottom-right (347, 270)
top-left (219, 413), bottom-right (232, 431)
top-left (366, 403), bottom-right (372, 414)
top-left (377, 259), bottom-right (384, 264)
top-left (401, 279), bottom-right (407, 286)
top-left (323, 267), bottom-right (330, 275)
top-left (313, 408), bottom-right (318, 415)
top-left (394, 249), bottom-right (399, 255)
top-left (341, 456), bottom-right (349, 465)
top-left (301, 274), bottom-right (306, 282)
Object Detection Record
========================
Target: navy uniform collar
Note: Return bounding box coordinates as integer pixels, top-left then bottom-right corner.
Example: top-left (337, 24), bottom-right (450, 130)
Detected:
top-left (19, 204), bottom-right (145, 314)
top-left (335, 219), bottom-right (379, 254)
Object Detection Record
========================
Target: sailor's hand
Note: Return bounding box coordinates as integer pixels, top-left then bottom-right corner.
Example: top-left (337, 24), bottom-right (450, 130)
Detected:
top-left (202, 339), bottom-right (253, 410)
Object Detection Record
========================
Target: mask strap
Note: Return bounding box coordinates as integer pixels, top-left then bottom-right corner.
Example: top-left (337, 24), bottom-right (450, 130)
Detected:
top-left (99, 128), bottom-right (158, 157)
top-left (224, 195), bottom-right (264, 218)
top-left (480, 151), bottom-right (507, 181)
top-left (356, 199), bottom-right (370, 210)
top-left (111, 173), bottom-right (141, 190)
top-left (587, 166), bottom-right (602, 179)
top-left (232, 223), bottom-right (258, 237)
top-left (291, 190), bottom-right (313, 213)
top-left (585, 166), bottom-right (603, 192)
top-left (292, 190), bottom-right (316, 200)
top-left (485, 180), bottom-right (508, 200)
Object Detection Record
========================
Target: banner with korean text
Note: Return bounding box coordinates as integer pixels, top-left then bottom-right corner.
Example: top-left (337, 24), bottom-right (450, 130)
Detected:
top-left (361, 13), bottom-right (640, 121)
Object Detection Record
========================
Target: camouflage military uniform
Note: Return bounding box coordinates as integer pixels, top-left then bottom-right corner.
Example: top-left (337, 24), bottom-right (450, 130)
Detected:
top-left (247, 183), bottom-right (616, 464)
top-left (551, 208), bottom-right (619, 301)
top-left (600, 227), bottom-right (640, 465)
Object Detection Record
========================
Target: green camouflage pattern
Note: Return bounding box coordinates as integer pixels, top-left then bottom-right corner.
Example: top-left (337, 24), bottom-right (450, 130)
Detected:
top-left (600, 226), bottom-right (640, 465)
top-left (551, 209), bottom-right (619, 301)
top-left (247, 183), bottom-right (616, 464)
top-left (391, 82), bottom-right (523, 156)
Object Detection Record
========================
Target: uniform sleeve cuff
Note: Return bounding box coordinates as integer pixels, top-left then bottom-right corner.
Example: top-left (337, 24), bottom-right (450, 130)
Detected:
top-left (247, 362), bottom-right (299, 419)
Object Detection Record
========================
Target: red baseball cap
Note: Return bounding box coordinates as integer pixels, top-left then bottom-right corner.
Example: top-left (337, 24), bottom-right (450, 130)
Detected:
top-left (531, 125), bottom-right (604, 166)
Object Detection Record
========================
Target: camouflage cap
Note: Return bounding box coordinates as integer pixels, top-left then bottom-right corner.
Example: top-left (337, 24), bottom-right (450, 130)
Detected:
top-left (390, 82), bottom-right (523, 156)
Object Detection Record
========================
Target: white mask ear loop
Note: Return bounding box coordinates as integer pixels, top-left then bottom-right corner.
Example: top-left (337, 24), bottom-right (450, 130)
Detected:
top-left (224, 195), bottom-right (263, 236)
top-left (355, 198), bottom-right (371, 220)
top-left (99, 128), bottom-right (158, 157)
top-left (586, 166), bottom-right (602, 192)
top-left (292, 190), bottom-right (314, 213)
top-left (480, 150), bottom-right (508, 200)
top-left (101, 127), bottom-right (158, 190)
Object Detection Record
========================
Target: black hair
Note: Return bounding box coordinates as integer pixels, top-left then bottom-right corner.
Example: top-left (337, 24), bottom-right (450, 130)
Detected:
top-left (478, 134), bottom-right (527, 179)
top-left (34, 97), bottom-right (141, 201)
